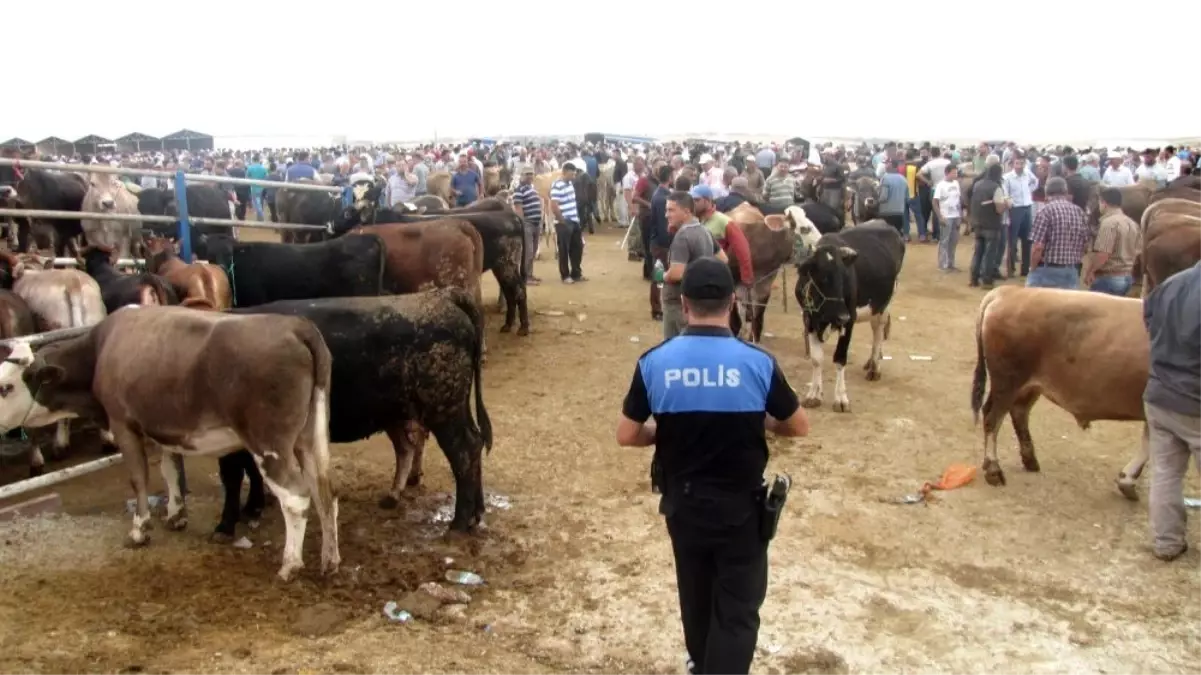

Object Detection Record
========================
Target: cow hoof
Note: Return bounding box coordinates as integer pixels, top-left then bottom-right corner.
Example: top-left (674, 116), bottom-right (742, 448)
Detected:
top-left (378, 494), bottom-right (401, 510)
top-left (165, 514), bottom-right (188, 531)
top-left (801, 397), bottom-right (823, 409)
top-left (984, 468), bottom-right (1006, 487)
top-left (277, 562), bottom-right (303, 582)
top-left (320, 556), bottom-right (341, 577)
top-left (1116, 479), bottom-right (1140, 501)
top-left (405, 472), bottom-right (423, 488)
top-left (28, 466), bottom-right (45, 479)
top-left (865, 370), bottom-right (881, 382)
top-left (499, 323), bottom-right (512, 334)
top-left (832, 400), bottom-right (851, 413)
top-left (125, 532), bottom-right (150, 548)
top-left (517, 325), bottom-right (530, 337)
top-left (1020, 456), bottom-right (1041, 472)
top-left (210, 530), bottom-right (236, 545)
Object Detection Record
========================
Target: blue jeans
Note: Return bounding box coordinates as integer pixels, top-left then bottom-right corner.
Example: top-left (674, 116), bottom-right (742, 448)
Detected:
top-left (1007, 206), bottom-right (1033, 276)
top-left (252, 193), bottom-right (264, 221)
top-left (970, 235), bottom-right (1001, 286)
top-left (906, 197), bottom-right (925, 239)
top-left (1090, 274), bottom-right (1133, 296)
top-left (1026, 265), bottom-right (1079, 289)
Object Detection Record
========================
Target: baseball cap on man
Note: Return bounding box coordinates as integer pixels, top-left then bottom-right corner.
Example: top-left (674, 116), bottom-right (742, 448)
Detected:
top-left (682, 256), bottom-right (734, 301)
top-left (689, 184), bottom-right (714, 201)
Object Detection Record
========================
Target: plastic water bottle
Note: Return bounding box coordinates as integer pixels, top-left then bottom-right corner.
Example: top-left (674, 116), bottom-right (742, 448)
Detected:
top-left (653, 259), bottom-right (665, 284)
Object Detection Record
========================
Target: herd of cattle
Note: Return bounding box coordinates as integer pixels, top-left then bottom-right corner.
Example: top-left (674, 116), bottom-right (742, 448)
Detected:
top-left (0, 157), bottom-right (1197, 580)
top-left (0, 166), bottom-right (530, 580)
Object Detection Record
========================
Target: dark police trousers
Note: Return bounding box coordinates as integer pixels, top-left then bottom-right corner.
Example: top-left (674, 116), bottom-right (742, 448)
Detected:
top-left (663, 483), bottom-right (768, 675)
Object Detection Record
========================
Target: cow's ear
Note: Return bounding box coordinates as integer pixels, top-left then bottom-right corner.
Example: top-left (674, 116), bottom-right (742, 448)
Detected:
top-left (31, 364), bottom-right (65, 387)
top-left (838, 246), bottom-right (858, 264)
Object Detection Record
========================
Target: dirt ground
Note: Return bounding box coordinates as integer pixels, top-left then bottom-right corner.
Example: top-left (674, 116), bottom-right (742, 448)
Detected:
top-left (0, 222), bottom-right (1197, 675)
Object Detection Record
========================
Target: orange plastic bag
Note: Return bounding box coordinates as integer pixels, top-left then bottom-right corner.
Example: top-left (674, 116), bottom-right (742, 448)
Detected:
top-left (921, 463), bottom-right (977, 495)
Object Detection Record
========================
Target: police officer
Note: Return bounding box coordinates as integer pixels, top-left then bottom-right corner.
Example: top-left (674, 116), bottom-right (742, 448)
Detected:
top-left (616, 256), bottom-right (810, 675)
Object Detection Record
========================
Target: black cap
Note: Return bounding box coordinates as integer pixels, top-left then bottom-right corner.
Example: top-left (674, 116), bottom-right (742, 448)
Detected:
top-left (682, 256), bottom-right (734, 300)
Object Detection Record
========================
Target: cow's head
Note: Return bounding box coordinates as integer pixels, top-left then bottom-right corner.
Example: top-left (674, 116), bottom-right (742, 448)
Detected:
top-left (87, 174), bottom-right (125, 211)
top-left (796, 242), bottom-right (857, 329)
top-left (0, 342), bottom-right (80, 432)
top-left (856, 179), bottom-right (879, 211)
top-left (783, 206), bottom-right (822, 258)
top-left (349, 179), bottom-right (382, 221)
top-left (0, 250), bottom-right (25, 290)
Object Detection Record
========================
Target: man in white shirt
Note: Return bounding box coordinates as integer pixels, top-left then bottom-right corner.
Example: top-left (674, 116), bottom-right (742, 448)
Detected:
top-left (387, 158), bottom-right (418, 208)
top-left (619, 156), bottom-right (642, 226)
top-left (933, 164), bottom-right (963, 271)
top-left (700, 154), bottom-right (727, 199)
top-left (1135, 149), bottom-right (1168, 188)
top-left (1162, 146), bottom-right (1183, 182)
top-left (1102, 153), bottom-right (1134, 186)
top-left (1002, 155), bottom-right (1038, 278)
top-left (918, 153), bottom-right (952, 194)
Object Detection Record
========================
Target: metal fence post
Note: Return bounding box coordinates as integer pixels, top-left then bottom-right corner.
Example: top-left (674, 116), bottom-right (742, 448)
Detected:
top-left (174, 170), bottom-right (192, 262)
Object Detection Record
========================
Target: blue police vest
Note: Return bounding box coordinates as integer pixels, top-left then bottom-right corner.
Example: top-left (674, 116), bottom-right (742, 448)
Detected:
top-left (639, 335), bottom-right (775, 414)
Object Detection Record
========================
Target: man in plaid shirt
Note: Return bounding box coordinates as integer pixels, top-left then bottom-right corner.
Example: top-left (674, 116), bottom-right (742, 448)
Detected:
top-left (1026, 177), bottom-right (1090, 290)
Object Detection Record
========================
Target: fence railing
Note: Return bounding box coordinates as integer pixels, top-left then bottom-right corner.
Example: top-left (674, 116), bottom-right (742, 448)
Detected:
top-left (0, 158), bottom-right (342, 260)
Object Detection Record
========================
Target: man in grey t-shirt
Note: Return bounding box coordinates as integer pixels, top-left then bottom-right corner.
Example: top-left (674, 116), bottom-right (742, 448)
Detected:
top-left (661, 190), bottom-right (726, 340)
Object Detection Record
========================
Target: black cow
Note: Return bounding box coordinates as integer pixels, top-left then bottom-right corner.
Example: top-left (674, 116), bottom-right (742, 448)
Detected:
top-left (796, 202), bottom-right (843, 234)
top-left (203, 234), bottom-right (387, 308)
top-left (136, 184), bottom-right (233, 259)
top-left (360, 205), bottom-right (530, 336)
top-left (850, 176), bottom-right (881, 224)
top-left (15, 169), bottom-right (89, 255)
top-left (80, 246), bottom-right (178, 312)
top-left (573, 171), bottom-right (598, 233)
top-left (794, 221), bottom-right (905, 413)
top-left (217, 288), bottom-right (492, 538)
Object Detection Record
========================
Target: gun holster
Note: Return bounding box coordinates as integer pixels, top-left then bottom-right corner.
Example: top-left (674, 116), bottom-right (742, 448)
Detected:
top-left (760, 473), bottom-right (791, 542)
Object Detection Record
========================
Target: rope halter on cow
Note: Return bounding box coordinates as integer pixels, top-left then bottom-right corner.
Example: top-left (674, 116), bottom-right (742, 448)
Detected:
top-left (800, 278), bottom-right (831, 314)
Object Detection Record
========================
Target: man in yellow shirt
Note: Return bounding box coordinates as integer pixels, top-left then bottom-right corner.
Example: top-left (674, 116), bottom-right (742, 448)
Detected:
top-left (903, 150), bottom-right (927, 242)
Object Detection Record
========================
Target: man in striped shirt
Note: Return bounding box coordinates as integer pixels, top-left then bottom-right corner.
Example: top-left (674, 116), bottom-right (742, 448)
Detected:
top-left (550, 163), bottom-right (586, 284)
top-left (513, 166), bottom-right (544, 285)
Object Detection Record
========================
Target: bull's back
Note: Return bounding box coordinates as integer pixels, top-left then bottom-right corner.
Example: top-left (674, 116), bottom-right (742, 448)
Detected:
top-left (981, 287), bottom-right (1147, 421)
top-left (232, 293), bottom-right (477, 441)
top-left (232, 236), bottom-right (385, 305)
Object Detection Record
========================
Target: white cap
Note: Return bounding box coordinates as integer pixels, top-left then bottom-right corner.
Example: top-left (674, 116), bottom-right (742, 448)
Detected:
top-left (699, 153), bottom-right (714, 164)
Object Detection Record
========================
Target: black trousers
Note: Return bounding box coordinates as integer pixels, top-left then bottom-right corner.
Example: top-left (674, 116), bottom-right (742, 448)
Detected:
top-left (881, 213), bottom-right (904, 235)
top-left (665, 491), bottom-right (768, 675)
top-left (555, 220), bottom-right (584, 280)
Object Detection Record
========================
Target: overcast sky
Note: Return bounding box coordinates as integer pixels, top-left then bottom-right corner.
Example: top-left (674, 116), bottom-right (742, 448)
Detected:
top-left (10, 1), bottom-right (1199, 144)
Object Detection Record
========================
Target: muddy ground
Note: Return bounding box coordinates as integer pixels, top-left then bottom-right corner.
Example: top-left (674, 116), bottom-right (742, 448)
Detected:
top-left (0, 223), bottom-right (1197, 674)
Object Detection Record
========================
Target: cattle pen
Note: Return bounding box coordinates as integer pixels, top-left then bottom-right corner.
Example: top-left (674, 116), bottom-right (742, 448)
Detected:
top-left (0, 159), bottom-right (343, 505)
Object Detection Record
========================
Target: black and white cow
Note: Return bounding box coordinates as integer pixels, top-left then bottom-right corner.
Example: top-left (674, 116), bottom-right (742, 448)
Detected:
top-left (794, 221), bottom-right (905, 412)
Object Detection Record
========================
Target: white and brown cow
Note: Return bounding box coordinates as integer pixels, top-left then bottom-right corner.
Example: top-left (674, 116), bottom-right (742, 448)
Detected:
top-left (80, 173), bottom-right (142, 259)
top-left (0, 251), bottom-right (106, 475)
top-left (0, 306), bottom-right (339, 581)
top-left (971, 286), bottom-right (1150, 498)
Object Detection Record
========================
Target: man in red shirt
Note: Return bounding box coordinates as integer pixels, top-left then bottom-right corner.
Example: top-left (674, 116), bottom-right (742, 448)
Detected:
top-left (690, 185), bottom-right (754, 291)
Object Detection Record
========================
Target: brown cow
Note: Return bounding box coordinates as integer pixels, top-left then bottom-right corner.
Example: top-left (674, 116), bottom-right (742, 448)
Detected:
top-left (348, 219), bottom-right (485, 307)
top-left (483, 165), bottom-right (502, 196)
top-left (1141, 210), bottom-right (1201, 295)
top-left (1086, 181), bottom-right (1154, 229)
top-left (3, 306), bottom-right (340, 581)
top-left (0, 289), bottom-right (35, 339)
top-left (80, 173), bottom-right (143, 259)
top-left (971, 286), bottom-right (1150, 498)
top-left (725, 203), bottom-right (812, 342)
top-left (144, 237), bottom-right (234, 310)
top-left (427, 171), bottom-right (452, 205)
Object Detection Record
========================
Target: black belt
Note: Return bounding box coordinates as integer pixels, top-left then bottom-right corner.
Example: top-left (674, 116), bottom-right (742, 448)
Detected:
top-left (1038, 263), bottom-right (1074, 268)
top-left (668, 480), bottom-right (761, 500)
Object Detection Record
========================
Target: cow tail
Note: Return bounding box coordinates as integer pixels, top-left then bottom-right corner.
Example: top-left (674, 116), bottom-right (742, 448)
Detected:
top-left (65, 286), bottom-right (83, 328)
top-left (448, 288), bottom-right (492, 452)
top-left (373, 239), bottom-right (387, 294)
top-left (971, 291), bottom-right (998, 425)
top-left (296, 319), bottom-right (335, 495)
top-left (517, 215), bottom-right (529, 284)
